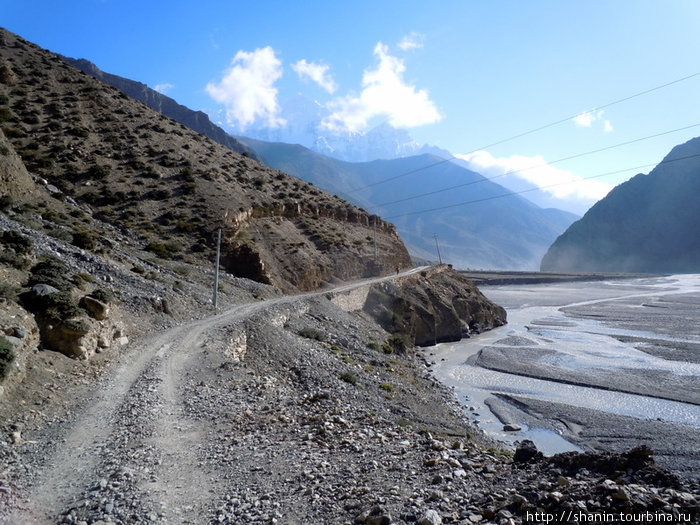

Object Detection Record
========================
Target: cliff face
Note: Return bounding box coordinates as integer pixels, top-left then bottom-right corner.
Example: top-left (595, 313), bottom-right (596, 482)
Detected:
top-left (360, 266), bottom-right (507, 347)
top-left (0, 28), bottom-right (410, 292)
top-left (541, 136), bottom-right (700, 273)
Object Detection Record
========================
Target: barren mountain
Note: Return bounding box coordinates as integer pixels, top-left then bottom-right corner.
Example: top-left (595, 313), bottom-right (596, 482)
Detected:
top-left (541, 136), bottom-right (700, 273)
top-left (0, 28), bottom-right (411, 293)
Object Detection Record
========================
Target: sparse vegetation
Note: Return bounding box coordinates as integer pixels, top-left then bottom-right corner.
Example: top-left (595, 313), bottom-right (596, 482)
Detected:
top-left (339, 371), bottom-right (357, 385)
top-left (26, 257), bottom-right (73, 291)
top-left (0, 335), bottom-right (15, 380)
top-left (298, 327), bottom-right (324, 341)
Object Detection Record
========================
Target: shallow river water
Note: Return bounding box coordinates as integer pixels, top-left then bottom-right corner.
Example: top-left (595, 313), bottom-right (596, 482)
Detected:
top-left (427, 274), bottom-right (700, 455)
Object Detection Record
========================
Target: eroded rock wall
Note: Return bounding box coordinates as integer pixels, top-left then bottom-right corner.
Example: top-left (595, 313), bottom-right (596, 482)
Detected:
top-left (352, 265), bottom-right (507, 346)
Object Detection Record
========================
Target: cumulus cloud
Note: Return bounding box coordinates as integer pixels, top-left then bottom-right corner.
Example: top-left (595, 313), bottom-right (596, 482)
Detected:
top-left (154, 83), bottom-right (174, 94)
top-left (398, 32), bottom-right (424, 51)
top-left (205, 46), bottom-right (285, 130)
top-left (292, 59), bottom-right (337, 93)
top-left (604, 120), bottom-right (613, 133)
top-left (321, 42), bottom-right (441, 132)
top-left (456, 150), bottom-right (614, 203)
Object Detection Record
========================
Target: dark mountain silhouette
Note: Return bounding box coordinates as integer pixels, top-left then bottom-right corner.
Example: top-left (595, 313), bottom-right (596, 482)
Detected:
top-left (541, 136), bottom-right (700, 273)
top-left (239, 137), bottom-right (579, 270)
top-left (61, 56), bottom-right (258, 160)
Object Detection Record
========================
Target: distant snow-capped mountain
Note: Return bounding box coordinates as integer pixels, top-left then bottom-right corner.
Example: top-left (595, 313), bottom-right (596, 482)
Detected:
top-left (240, 94), bottom-right (450, 162)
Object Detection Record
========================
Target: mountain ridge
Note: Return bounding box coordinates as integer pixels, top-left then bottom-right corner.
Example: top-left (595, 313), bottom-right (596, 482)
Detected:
top-left (541, 136), bottom-right (700, 273)
top-left (239, 137), bottom-right (579, 270)
top-left (61, 56), bottom-right (259, 161)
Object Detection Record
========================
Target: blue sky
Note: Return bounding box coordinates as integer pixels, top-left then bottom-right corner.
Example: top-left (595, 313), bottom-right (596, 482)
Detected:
top-left (3, 0), bottom-right (700, 214)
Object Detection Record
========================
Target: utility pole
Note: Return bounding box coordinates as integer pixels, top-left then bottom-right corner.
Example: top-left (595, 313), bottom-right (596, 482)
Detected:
top-left (213, 227), bottom-right (221, 310)
top-left (373, 221), bottom-right (377, 263)
top-left (434, 233), bottom-right (442, 265)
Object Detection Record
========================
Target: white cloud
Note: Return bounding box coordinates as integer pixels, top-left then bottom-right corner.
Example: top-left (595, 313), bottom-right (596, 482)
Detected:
top-left (573, 109), bottom-right (614, 133)
top-left (154, 83), bottom-right (174, 94)
top-left (321, 42), bottom-right (441, 132)
top-left (573, 109), bottom-right (603, 127)
top-left (456, 150), bottom-right (614, 203)
top-left (398, 32), bottom-right (424, 51)
top-left (205, 46), bottom-right (285, 130)
top-left (292, 59), bottom-right (337, 94)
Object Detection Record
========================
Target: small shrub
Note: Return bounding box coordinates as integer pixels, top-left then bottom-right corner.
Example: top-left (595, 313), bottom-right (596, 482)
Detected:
top-left (367, 341), bottom-right (380, 351)
top-left (71, 229), bottom-right (97, 250)
top-left (145, 241), bottom-right (170, 259)
top-left (173, 265), bottom-right (190, 277)
top-left (1, 231), bottom-right (33, 255)
top-left (380, 383), bottom-right (395, 393)
top-left (86, 164), bottom-right (111, 179)
top-left (387, 333), bottom-right (412, 354)
top-left (0, 249), bottom-right (29, 270)
top-left (0, 335), bottom-right (15, 380)
top-left (88, 288), bottom-right (113, 303)
top-left (0, 195), bottom-right (13, 211)
top-left (27, 257), bottom-right (73, 291)
top-left (298, 327), bottom-right (324, 341)
top-left (21, 289), bottom-right (82, 323)
top-left (0, 282), bottom-right (18, 302)
top-left (339, 372), bottom-right (357, 385)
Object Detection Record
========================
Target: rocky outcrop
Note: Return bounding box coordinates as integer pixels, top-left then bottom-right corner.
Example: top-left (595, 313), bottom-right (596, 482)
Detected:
top-left (20, 285), bottom-right (127, 359)
top-left (360, 266), bottom-right (506, 347)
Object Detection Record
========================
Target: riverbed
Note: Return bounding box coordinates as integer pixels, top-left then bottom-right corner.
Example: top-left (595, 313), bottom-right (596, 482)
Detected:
top-left (427, 274), bottom-right (700, 480)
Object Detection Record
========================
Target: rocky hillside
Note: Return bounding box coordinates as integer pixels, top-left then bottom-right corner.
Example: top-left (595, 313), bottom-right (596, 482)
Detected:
top-left (541, 136), bottom-right (700, 273)
top-left (0, 27), bottom-right (410, 293)
top-left (60, 56), bottom-right (259, 160)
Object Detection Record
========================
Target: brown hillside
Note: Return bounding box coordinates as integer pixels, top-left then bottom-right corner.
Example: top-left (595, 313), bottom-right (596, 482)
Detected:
top-left (0, 28), bottom-right (409, 292)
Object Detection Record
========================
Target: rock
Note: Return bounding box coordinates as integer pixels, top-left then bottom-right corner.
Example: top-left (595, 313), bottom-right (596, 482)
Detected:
top-left (416, 509), bottom-right (442, 525)
top-left (362, 267), bottom-right (507, 347)
top-left (424, 457), bottom-right (441, 467)
top-left (503, 423), bottom-right (521, 432)
top-left (80, 296), bottom-right (110, 320)
top-left (12, 327), bottom-right (26, 338)
top-left (513, 440), bottom-right (543, 463)
top-left (30, 283), bottom-right (60, 297)
top-left (3, 335), bottom-right (22, 347)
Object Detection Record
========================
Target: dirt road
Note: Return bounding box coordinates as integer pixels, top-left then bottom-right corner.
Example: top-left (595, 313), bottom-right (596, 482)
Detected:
top-left (3, 268), bottom-right (427, 524)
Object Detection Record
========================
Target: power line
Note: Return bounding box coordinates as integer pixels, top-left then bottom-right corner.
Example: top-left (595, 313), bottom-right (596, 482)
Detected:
top-left (346, 70), bottom-right (700, 194)
top-left (373, 122), bottom-right (700, 209)
top-left (385, 151), bottom-right (700, 220)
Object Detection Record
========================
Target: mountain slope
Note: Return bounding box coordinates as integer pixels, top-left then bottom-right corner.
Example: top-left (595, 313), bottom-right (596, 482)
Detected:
top-left (0, 27), bottom-right (410, 292)
top-left (541, 136), bottom-right (700, 273)
top-left (240, 137), bottom-right (579, 270)
top-left (61, 56), bottom-right (258, 160)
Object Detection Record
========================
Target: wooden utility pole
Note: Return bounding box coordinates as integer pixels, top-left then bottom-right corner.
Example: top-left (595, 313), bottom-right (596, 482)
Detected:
top-left (213, 227), bottom-right (221, 310)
